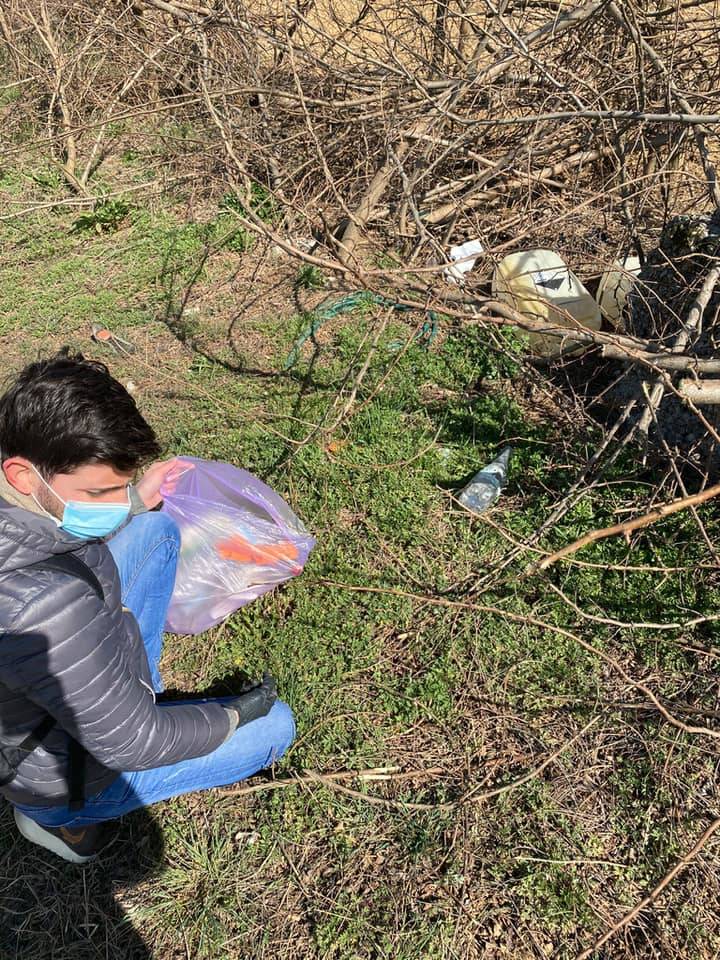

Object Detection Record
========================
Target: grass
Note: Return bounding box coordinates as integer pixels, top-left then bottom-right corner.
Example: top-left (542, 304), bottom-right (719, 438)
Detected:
top-left (2, 160), bottom-right (720, 960)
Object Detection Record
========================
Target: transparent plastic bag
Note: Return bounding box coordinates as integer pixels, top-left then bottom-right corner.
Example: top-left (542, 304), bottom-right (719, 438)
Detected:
top-left (160, 457), bottom-right (315, 634)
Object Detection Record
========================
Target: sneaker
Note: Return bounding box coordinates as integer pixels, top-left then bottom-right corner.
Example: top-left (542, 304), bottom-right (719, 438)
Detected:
top-left (13, 807), bottom-right (112, 864)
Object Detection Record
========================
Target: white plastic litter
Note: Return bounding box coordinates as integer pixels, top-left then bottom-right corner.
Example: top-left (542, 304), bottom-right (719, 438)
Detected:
top-left (492, 249), bottom-right (601, 357)
top-left (596, 255), bottom-right (641, 329)
top-left (445, 239), bottom-right (485, 284)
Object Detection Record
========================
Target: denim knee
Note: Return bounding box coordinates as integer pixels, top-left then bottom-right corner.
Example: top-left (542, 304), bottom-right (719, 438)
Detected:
top-left (270, 701), bottom-right (296, 759)
top-left (131, 510), bottom-right (181, 550)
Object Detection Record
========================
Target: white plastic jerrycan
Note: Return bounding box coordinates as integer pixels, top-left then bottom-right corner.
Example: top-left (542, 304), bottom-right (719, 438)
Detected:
top-left (492, 249), bottom-right (601, 357)
top-left (596, 255), bottom-right (641, 330)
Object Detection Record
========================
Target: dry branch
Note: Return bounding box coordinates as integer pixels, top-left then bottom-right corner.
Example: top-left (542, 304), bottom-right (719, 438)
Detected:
top-left (422, 143), bottom-right (617, 225)
top-left (605, 0), bottom-right (720, 208)
top-left (678, 378), bottom-right (720, 404)
top-left (314, 577), bottom-right (720, 743)
top-left (532, 481), bottom-right (720, 573)
top-left (218, 721), bottom-right (598, 813)
top-left (337, 0), bottom-right (605, 255)
top-left (576, 815), bottom-right (720, 959)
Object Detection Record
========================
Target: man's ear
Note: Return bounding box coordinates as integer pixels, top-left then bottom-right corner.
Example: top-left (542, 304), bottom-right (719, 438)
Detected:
top-left (3, 457), bottom-right (37, 496)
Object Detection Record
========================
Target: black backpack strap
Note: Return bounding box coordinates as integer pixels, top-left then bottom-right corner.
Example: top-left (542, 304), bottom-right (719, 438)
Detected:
top-left (17, 714), bottom-right (56, 753)
top-left (15, 553), bottom-right (105, 809)
top-left (67, 737), bottom-right (86, 811)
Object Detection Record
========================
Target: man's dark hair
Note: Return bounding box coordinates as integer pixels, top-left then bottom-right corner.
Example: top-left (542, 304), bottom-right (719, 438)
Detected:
top-left (0, 349), bottom-right (161, 476)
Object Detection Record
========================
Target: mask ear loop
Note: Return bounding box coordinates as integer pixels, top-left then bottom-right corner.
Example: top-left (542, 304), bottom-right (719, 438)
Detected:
top-left (30, 490), bottom-right (62, 527)
top-left (30, 466), bottom-right (66, 525)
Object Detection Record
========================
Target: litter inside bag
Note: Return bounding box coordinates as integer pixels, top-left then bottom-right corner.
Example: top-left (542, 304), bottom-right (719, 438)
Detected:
top-left (161, 457), bottom-right (315, 634)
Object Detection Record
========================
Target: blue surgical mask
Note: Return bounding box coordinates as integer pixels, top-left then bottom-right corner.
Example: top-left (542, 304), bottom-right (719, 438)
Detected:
top-left (32, 468), bottom-right (131, 540)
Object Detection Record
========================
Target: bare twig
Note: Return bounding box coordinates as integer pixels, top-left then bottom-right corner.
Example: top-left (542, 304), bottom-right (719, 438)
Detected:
top-left (576, 815), bottom-right (720, 959)
top-left (215, 723), bottom-right (597, 813)
top-left (531, 481), bottom-right (720, 573)
top-left (314, 578), bottom-right (720, 743)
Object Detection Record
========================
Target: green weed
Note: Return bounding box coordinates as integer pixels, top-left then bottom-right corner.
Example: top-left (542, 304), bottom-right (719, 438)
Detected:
top-left (70, 198), bottom-right (132, 234)
top-left (296, 264), bottom-right (326, 290)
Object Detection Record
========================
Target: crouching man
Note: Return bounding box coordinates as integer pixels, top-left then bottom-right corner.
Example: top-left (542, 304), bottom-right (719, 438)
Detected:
top-left (0, 350), bottom-right (294, 863)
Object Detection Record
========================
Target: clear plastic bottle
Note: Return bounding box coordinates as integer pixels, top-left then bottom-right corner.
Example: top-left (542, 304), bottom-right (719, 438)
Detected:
top-left (457, 447), bottom-right (512, 515)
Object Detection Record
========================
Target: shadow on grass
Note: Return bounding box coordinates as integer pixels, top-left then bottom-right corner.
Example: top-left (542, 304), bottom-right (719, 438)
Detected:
top-left (155, 235), bottom-right (332, 396)
top-left (0, 800), bottom-right (164, 959)
top-left (160, 666), bottom-right (255, 701)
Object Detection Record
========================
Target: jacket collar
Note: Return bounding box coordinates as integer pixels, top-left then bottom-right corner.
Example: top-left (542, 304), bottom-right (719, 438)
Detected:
top-left (0, 469), bottom-right (45, 517)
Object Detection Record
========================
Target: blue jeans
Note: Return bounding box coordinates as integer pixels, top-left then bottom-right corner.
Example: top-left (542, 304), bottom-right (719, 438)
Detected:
top-left (15, 513), bottom-right (295, 828)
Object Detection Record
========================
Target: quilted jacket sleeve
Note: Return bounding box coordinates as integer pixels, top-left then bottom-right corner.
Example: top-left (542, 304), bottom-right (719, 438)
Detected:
top-left (0, 576), bottom-right (233, 771)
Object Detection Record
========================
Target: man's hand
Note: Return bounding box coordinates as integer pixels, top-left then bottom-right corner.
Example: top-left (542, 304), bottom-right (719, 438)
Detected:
top-left (135, 458), bottom-right (193, 510)
top-left (223, 675), bottom-right (278, 733)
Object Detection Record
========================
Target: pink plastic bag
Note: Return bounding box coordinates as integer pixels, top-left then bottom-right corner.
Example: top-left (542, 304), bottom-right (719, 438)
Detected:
top-left (160, 457), bottom-right (315, 634)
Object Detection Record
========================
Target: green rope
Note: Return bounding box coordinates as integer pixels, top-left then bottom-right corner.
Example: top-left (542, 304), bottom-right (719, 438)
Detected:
top-left (284, 292), bottom-right (439, 370)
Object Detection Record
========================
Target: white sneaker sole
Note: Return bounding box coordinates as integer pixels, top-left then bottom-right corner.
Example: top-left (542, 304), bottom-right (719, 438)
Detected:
top-left (13, 808), bottom-right (97, 865)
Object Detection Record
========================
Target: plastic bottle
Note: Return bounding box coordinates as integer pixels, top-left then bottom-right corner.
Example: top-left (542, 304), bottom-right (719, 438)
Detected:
top-left (457, 447), bottom-right (512, 515)
top-left (492, 249), bottom-right (601, 357)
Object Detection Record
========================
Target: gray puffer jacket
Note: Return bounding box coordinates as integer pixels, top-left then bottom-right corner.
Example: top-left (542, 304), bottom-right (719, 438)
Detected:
top-left (0, 497), bottom-right (231, 808)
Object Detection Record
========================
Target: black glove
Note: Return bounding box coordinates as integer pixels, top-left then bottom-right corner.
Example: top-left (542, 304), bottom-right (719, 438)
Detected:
top-left (223, 674), bottom-right (278, 733)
